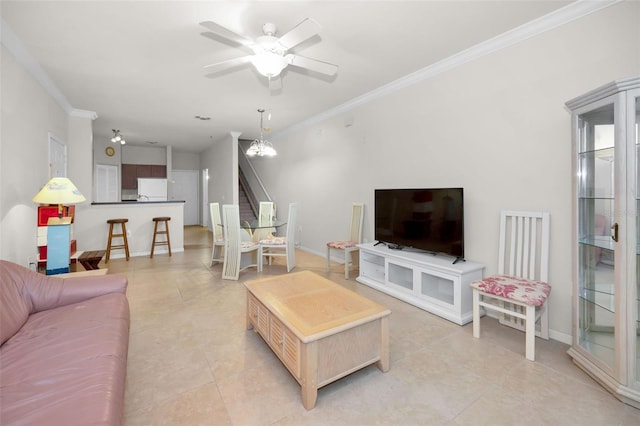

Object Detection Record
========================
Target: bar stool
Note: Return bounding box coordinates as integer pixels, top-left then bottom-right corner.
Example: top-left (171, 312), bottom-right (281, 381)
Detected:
top-left (150, 217), bottom-right (172, 258)
top-left (105, 218), bottom-right (130, 263)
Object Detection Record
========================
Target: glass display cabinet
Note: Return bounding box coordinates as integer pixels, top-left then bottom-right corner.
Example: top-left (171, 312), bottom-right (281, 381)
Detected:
top-left (566, 77), bottom-right (639, 408)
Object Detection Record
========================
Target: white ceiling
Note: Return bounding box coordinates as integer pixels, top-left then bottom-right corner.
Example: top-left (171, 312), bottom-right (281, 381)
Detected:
top-left (1, 1), bottom-right (577, 153)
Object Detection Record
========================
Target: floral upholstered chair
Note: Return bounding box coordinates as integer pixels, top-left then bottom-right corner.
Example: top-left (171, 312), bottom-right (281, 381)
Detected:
top-left (259, 203), bottom-right (297, 272)
top-left (326, 203), bottom-right (364, 279)
top-left (221, 204), bottom-right (262, 280)
top-left (470, 210), bottom-right (551, 361)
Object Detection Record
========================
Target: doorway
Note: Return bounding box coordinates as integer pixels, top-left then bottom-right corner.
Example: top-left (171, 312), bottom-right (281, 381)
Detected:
top-left (48, 133), bottom-right (66, 177)
top-left (172, 170), bottom-right (199, 226)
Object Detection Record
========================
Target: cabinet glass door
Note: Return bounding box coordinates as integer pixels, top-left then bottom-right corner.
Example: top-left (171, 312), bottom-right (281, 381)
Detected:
top-left (577, 99), bottom-right (617, 370)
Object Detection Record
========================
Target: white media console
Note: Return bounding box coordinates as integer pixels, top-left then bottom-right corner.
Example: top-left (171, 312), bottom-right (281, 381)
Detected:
top-left (356, 243), bottom-right (484, 325)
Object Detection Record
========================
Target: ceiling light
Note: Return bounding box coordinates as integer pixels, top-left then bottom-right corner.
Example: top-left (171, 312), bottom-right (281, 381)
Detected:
top-left (111, 129), bottom-right (126, 145)
top-left (246, 108), bottom-right (277, 157)
top-left (250, 51), bottom-right (288, 78)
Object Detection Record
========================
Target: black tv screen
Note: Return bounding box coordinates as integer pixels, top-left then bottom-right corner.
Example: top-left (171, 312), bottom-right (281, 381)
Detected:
top-left (375, 188), bottom-right (464, 258)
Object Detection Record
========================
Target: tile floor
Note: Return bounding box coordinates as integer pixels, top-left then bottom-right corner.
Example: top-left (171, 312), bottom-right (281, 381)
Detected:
top-left (103, 226), bottom-right (640, 425)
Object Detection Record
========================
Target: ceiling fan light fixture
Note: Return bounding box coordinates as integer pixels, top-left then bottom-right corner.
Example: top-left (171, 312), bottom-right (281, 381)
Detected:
top-left (251, 52), bottom-right (288, 78)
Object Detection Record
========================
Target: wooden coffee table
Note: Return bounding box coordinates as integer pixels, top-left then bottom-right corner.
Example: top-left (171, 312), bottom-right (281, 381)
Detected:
top-left (244, 271), bottom-right (391, 410)
top-left (78, 250), bottom-right (106, 270)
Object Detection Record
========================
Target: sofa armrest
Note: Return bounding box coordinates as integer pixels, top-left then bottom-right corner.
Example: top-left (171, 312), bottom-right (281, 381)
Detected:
top-left (26, 273), bottom-right (128, 313)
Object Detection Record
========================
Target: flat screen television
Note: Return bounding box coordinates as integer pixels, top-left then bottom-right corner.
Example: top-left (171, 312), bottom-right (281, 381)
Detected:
top-left (374, 188), bottom-right (464, 260)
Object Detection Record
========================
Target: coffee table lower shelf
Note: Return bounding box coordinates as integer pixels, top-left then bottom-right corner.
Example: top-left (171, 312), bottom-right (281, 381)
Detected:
top-left (245, 271), bottom-right (390, 410)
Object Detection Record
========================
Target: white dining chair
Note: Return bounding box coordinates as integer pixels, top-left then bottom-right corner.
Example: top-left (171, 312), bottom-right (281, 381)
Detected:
top-left (470, 210), bottom-right (551, 361)
top-left (221, 204), bottom-right (262, 280)
top-left (326, 203), bottom-right (364, 279)
top-left (253, 201), bottom-right (275, 242)
top-left (209, 202), bottom-right (225, 266)
top-left (259, 203), bottom-right (297, 272)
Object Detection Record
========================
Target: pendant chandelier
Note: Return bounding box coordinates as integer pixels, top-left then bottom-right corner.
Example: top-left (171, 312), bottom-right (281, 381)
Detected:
top-left (246, 109), bottom-right (277, 157)
top-left (110, 129), bottom-right (126, 145)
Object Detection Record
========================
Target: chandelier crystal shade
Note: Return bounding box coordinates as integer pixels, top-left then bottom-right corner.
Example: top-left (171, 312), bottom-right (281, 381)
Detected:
top-left (246, 109), bottom-right (277, 157)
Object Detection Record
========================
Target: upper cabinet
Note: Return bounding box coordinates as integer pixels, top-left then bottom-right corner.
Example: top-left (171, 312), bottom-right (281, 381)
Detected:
top-left (566, 77), bottom-right (640, 408)
top-left (121, 164), bottom-right (167, 189)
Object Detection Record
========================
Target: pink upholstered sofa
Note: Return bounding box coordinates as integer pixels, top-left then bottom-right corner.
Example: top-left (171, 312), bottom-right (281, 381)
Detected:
top-left (0, 260), bottom-right (130, 425)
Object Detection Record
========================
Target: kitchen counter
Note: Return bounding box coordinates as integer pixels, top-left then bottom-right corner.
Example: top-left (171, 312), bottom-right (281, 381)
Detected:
top-left (74, 202), bottom-right (185, 258)
top-left (92, 200), bottom-right (185, 205)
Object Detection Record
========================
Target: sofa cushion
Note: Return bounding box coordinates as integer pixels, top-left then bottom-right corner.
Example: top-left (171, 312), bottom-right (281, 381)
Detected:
top-left (0, 292), bottom-right (130, 425)
top-left (0, 262), bottom-right (33, 345)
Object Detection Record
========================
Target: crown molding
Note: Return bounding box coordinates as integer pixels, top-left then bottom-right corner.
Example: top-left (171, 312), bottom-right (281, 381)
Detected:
top-left (2, 18), bottom-right (98, 120)
top-left (1, 18), bottom-right (74, 114)
top-left (273, 0), bottom-right (622, 139)
top-left (70, 109), bottom-right (98, 120)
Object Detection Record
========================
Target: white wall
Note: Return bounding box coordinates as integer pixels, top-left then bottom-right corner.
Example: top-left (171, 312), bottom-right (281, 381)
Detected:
top-left (246, 1), bottom-right (640, 341)
top-left (173, 150), bottom-right (200, 170)
top-left (122, 145), bottom-right (166, 164)
top-left (200, 131), bottom-right (238, 210)
top-left (0, 45), bottom-right (68, 264)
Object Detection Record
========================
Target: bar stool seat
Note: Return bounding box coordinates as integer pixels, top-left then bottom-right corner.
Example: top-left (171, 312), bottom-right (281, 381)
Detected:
top-left (106, 218), bottom-right (130, 263)
top-left (150, 217), bottom-right (172, 258)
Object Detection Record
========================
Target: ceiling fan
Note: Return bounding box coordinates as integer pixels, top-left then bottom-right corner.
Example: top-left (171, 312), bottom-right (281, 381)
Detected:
top-left (200, 18), bottom-right (338, 90)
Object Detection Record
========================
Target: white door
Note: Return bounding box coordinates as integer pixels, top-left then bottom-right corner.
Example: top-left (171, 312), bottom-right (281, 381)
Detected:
top-left (172, 170), bottom-right (199, 226)
top-left (202, 168), bottom-right (209, 227)
top-left (95, 164), bottom-right (119, 202)
top-left (48, 133), bottom-right (66, 177)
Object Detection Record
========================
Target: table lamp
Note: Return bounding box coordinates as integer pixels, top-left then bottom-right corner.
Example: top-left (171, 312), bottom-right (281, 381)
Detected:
top-left (32, 177), bottom-right (86, 218)
top-left (33, 177), bottom-right (86, 274)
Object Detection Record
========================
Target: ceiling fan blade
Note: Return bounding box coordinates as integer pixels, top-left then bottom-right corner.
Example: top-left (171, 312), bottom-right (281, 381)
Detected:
top-left (285, 54), bottom-right (338, 76)
top-left (277, 18), bottom-right (321, 50)
top-left (203, 56), bottom-right (252, 75)
top-left (269, 76), bottom-right (282, 92)
top-left (200, 21), bottom-right (254, 47)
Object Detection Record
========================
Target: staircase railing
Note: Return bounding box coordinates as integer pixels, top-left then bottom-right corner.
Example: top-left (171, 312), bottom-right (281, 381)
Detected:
top-left (238, 139), bottom-right (272, 210)
top-left (239, 168), bottom-right (258, 218)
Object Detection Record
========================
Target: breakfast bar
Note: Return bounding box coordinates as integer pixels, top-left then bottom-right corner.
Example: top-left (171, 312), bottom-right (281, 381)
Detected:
top-left (244, 271), bottom-right (391, 410)
top-left (70, 201), bottom-right (186, 258)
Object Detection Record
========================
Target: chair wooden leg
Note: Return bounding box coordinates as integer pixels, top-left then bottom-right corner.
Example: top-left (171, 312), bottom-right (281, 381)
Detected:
top-left (150, 221), bottom-right (159, 258)
top-left (165, 222), bottom-right (172, 256)
top-left (525, 305), bottom-right (536, 361)
top-left (472, 289), bottom-right (481, 339)
top-left (121, 223), bottom-right (130, 260)
top-left (105, 223), bottom-right (114, 263)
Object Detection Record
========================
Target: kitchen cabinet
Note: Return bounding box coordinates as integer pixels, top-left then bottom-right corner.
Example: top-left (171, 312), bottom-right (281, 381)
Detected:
top-left (121, 164), bottom-right (166, 189)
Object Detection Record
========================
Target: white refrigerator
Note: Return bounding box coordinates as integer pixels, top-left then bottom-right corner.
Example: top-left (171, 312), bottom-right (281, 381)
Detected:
top-left (137, 178), bottom-right (168, 202)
